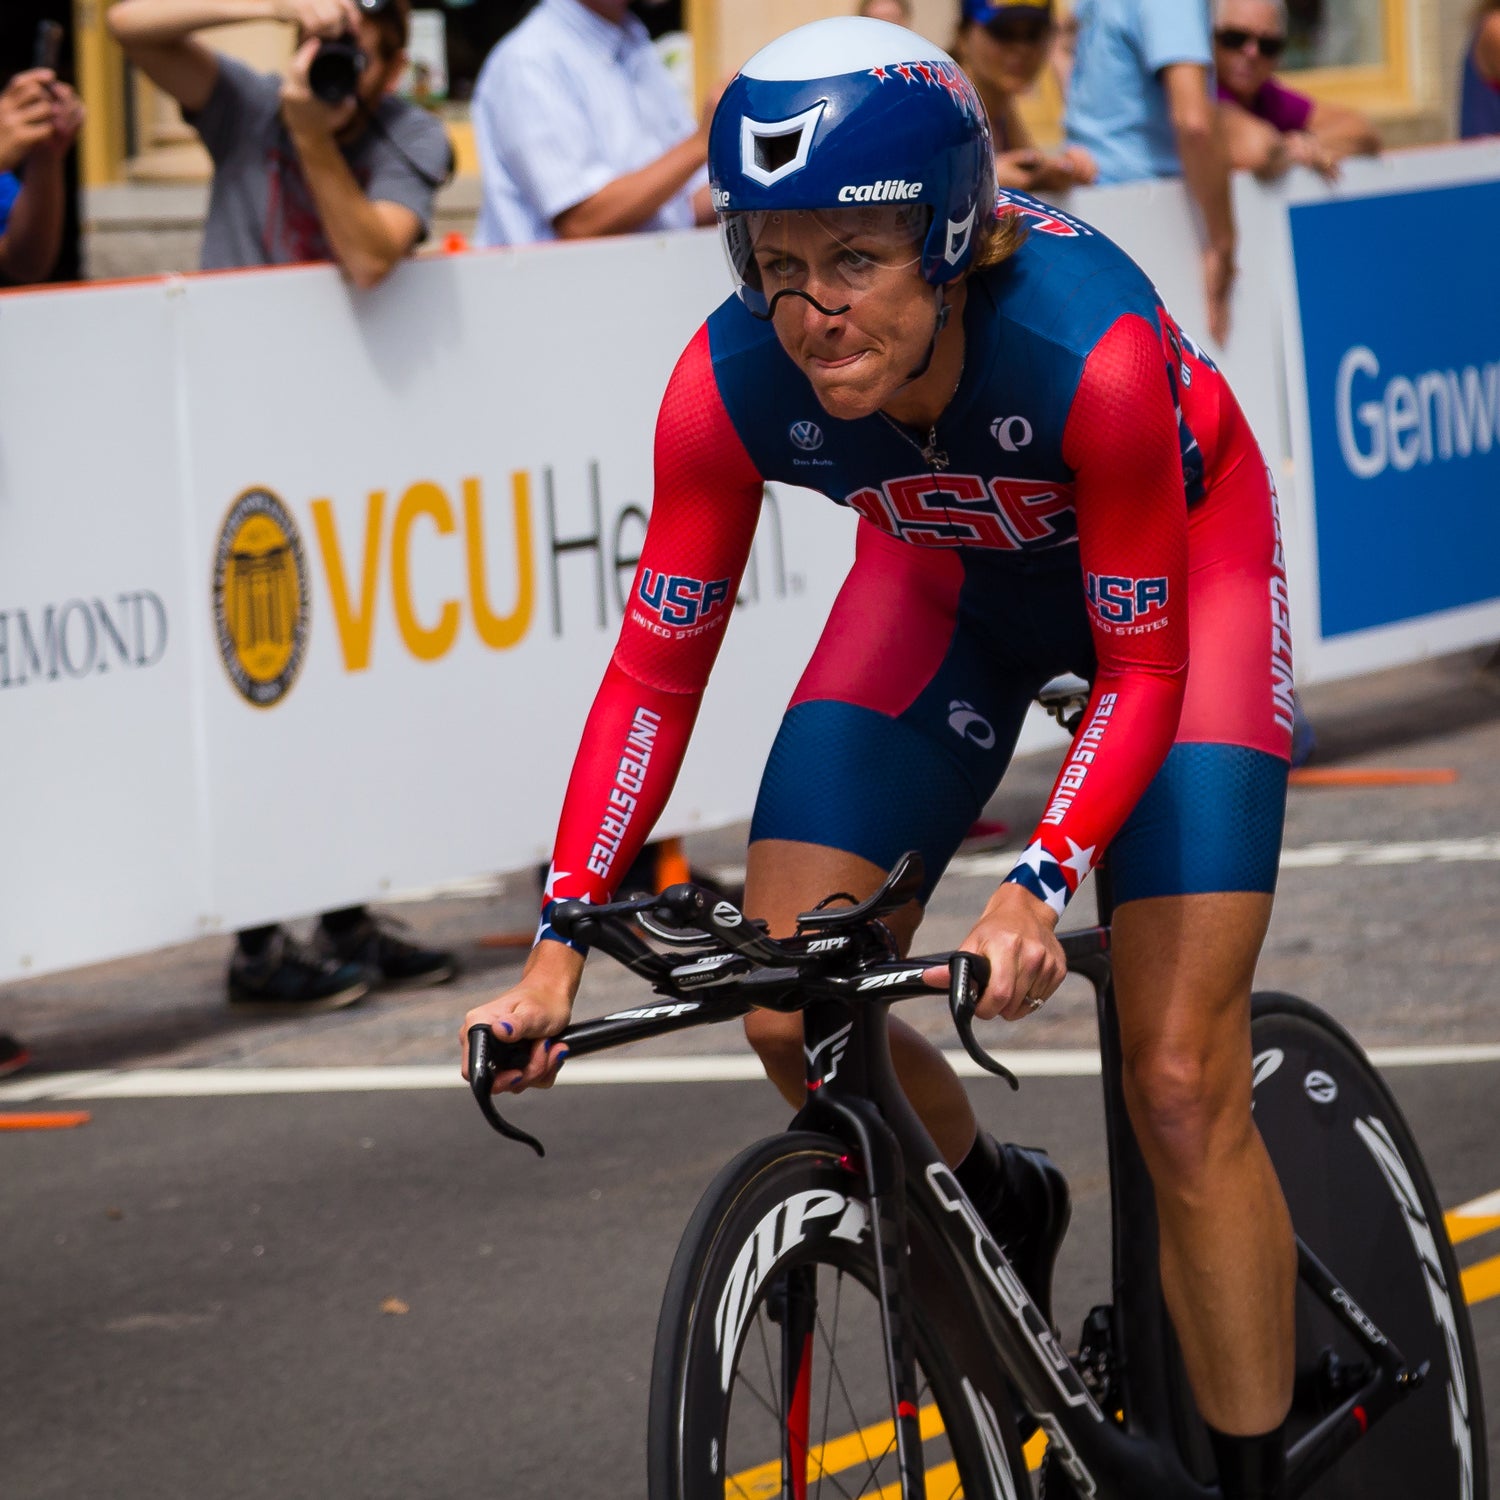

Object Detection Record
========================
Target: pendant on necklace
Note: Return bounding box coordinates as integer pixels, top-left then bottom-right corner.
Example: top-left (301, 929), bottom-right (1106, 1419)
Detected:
top-left (923, 428), bottom-right (950, 471)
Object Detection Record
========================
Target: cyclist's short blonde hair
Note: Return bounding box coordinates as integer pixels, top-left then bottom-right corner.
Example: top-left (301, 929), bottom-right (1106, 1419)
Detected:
top-left (969, 205), bottom-right (1028, 275)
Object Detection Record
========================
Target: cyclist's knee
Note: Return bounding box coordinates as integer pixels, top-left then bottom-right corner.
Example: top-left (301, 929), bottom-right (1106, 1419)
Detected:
top-left (743, 1006), bottom-right (804, 1067)
top-left (1122, 1042), bottom-right (1252, 1191)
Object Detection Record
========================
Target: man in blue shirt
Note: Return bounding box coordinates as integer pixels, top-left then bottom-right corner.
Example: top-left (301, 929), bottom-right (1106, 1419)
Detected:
top-left (471, 0), bottom-right (714, 246)
top-left (1065, 0), bottom-right (1236, 342)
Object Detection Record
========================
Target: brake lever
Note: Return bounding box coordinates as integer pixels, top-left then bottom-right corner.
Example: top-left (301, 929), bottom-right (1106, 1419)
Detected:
top-left (466, 1024), bottom-right (546, 1157)
top-left (947, 952), bottom-right (1019, 1091)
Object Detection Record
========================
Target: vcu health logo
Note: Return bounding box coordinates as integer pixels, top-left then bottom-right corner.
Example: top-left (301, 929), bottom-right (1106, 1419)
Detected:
top-left (212, 487), bottom-right (310, 707)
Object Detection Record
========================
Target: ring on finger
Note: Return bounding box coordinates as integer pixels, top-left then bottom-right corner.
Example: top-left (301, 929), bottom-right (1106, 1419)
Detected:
top-left (1025, 995), bottom-right (1045, 1012)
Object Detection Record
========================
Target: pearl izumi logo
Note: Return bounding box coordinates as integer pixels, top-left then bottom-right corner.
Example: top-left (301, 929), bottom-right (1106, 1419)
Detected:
top-left (212, 487), bottom-right (310, 708)
top-left (838, 179), bottom-right (922, 203)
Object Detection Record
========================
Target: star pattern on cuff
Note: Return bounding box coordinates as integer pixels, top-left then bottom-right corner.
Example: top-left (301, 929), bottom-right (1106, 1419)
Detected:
top-left (537, 878), bottom-right (593, 955)
top-left (1001, 839), bottom-right (1070, 917)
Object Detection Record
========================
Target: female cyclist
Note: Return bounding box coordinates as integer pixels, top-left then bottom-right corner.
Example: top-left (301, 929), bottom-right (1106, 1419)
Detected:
top-left (463, 17), bottom-right (1294, 1496)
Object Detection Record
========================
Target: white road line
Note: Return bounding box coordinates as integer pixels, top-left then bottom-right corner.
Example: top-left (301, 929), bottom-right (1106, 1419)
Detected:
top-left (1449, 1187), bottom-right (1500, 1220)
top-left (3, 1043), bottom-right (1499, 1102)
top-left (949, 837), bottom-right (1500, 880)
top-left (413, 838), bottom-right (1500, 901)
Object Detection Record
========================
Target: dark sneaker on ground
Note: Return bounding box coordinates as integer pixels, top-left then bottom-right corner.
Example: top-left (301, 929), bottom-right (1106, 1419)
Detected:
top-left (228, 932), bottom-right (370, 1012)
top-left (315, 913), bottom-right (457, 990)
top-left (0, 1033), bottom-right (32, 1077)
top-left (976, 1141), bottom-right (1072, 1331)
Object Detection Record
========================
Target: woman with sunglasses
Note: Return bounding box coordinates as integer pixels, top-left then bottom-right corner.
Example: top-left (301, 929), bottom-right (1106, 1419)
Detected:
top-left (952, 0), bottom-right (1097, 192)
top-left (1214, 0), bottom-right (1379, 180)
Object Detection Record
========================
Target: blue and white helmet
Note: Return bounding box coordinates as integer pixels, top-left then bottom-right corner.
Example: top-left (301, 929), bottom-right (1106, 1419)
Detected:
top-left (709, 17), bottom-right (997, 318)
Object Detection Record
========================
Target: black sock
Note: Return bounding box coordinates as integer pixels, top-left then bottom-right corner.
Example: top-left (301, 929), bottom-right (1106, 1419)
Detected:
top-left (1206, 1421), bottom-right (1287, 1500)
top-left (954, 1130), bottom-right (1006, 1213)
top-left (319, 906), bottom-right (369, 938)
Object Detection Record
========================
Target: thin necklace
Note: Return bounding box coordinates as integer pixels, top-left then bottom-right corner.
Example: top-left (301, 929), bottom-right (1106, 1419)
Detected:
top-left (877, 354), bottom-right (965, 472)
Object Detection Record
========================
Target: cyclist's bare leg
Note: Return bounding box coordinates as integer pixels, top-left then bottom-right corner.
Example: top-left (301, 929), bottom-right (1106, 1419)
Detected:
top-left (741, 837), bottom-right (979, 1164)
top-left (1111, 890), bottom-right (1296, 1436)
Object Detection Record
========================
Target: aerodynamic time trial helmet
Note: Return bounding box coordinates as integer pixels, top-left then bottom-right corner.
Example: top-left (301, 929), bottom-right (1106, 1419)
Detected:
top-left (708, 16), bottom-right (998, 319)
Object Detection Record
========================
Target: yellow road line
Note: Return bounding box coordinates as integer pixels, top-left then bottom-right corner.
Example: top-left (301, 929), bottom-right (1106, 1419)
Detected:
top-left (1446, 1187), bottom-right (1500, 1247)
top-left (870, 1461), bottom-right (960, 1498)
top-left (1461, 1252), bottom-right (1500, 1307)
top-left (727, 1403), bottom-right (945, 1498)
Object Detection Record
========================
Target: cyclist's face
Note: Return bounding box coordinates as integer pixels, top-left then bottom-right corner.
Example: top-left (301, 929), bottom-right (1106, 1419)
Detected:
top-left (748, 209), bottom-right (936, 420)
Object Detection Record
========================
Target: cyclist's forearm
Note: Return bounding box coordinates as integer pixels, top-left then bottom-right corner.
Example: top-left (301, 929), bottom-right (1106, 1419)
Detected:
top-left (542, 659), bottom-right (703, 923)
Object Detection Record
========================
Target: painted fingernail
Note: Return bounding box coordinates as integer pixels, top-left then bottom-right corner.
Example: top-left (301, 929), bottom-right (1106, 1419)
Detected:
top-left (555, 1049), bottom-right (570, 1065)
top-left (499, 1021), bottom-right (514, 1035)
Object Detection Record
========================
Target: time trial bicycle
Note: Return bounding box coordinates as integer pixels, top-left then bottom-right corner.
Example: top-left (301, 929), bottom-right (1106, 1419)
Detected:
top-left (467, 678), bottom-right (1486, 1500)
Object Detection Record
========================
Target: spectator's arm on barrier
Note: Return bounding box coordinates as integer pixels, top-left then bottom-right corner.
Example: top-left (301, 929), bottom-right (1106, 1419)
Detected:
top-left (0, 77), bottom-right (82, 284)
top-left (552, 99), bottom-right (712, 241)
top-left (1306, 100), bottom-right (1380, 159)
top-left (1219, 98), bottom-right (1290, 179)
top-left (1162, 61), bottom-right (1235, 344)
top-left (281, 38), bottom-right (419, 288)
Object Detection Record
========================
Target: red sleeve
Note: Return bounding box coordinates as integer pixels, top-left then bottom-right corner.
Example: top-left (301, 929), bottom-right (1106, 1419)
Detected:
top-left (539, 324), bottom-right (765, 947)
top-left (1002, 314), bottom-right (1189, 914)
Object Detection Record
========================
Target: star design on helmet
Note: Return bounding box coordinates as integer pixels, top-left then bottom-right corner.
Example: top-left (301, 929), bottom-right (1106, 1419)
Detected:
top-left (892, 62), bottom-right (916, 83)
top-left (867, 64), bottom-right (889, 81)
top-left (912, 62), bottom-right (935, 85)
top-left (1061, 838), bottom-right (1096, 885)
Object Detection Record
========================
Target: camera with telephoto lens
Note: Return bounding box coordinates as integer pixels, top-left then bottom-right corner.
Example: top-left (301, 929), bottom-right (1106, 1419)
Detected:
top-left (308, 32), bottom-right (368, 105)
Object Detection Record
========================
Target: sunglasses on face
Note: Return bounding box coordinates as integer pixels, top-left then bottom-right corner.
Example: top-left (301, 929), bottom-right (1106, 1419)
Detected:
top-left (1214, 27), bottom-right (1287, 58)
top-left (983, 14), bottom-right (1051, 45)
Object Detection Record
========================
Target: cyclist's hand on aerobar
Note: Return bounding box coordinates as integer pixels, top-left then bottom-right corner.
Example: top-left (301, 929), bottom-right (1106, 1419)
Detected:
top-left (460, 944), bottom-right (583, 1093)
top-left (928, 883), bottom-right (1067, 1022)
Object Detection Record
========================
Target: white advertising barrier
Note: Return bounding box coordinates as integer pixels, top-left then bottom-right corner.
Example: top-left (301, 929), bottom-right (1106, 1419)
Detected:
top-left (0, 238), bottom-right (860, 979)
top-left (0, 280), bottom-right (204, 978)
top-left (1270, 141), bottom-right (1500, 683)
top-left (3, 147), bottom-right (1497, 981)
top-left (174, 240), bottom-right (856, 931)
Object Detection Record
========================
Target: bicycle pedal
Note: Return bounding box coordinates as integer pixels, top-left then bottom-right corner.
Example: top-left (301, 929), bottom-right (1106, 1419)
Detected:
top-left (1075, 1304), bottom-right (1120, 1412)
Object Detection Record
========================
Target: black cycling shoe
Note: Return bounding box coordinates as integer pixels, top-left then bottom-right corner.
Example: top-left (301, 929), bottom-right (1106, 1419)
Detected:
top-left (315, 910), bottom-right (457, 990)
top-left (228, 930), bottom-right (370, 1013)
top-left (971, 1139), bottom-right (1072, 1331)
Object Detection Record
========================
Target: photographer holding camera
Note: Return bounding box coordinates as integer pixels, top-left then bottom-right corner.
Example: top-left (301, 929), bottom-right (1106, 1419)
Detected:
top-left (107, 0), bottom-right (451, 285)
top-left (107, 0), bottom-right (459, 1014)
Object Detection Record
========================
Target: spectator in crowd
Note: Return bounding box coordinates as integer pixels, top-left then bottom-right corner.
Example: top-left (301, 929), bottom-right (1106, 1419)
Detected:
top-left (1064, 0), bottom-right (1237, 343)
top-left (1215, 0), bottom-right (1379, 179)
top-left (857, 0), bottom-right (913, 24)
top-left (108, 0), bottom-right (457, 1011)
top-left (0, 65), bottom-right (83, 284)
top-left (470, 0), bottom-right (716, 247)
top-left (952, 0), bottom-right (1096, 193)
top-left (0, 63), bottom-right (83, 1075)
top-left (1461, 0), bottom-right (1500, 137)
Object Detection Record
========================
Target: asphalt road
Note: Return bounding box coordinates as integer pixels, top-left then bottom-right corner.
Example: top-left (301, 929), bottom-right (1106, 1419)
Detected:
top-left (3, 648), bottom-right (1500, 1498)
top-left (2, 1067), bottom-right (1497, 1500)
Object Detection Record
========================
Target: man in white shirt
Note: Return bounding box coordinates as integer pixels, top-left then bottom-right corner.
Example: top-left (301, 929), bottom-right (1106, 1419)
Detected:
top-left (471, 0), bottom-right (713, 246)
